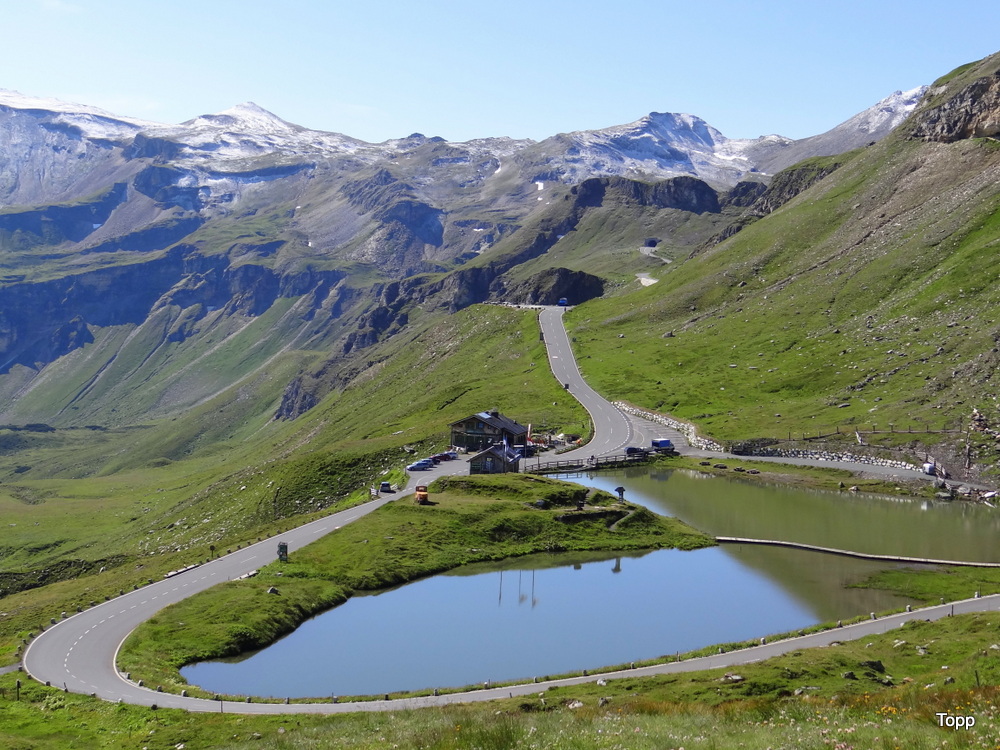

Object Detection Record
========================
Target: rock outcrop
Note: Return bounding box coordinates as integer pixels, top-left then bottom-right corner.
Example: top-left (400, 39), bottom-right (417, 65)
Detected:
top-left (572, 175), bottom-right (721, 214)
top-left (910, 70), bottom-right (1000, 142)
top-left (502, 268), bottom-right (605, 306)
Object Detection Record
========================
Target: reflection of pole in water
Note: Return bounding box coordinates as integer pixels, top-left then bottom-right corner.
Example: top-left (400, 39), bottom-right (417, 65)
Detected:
top-left (612, 557), bottom-right (622, 574)
top-left (498, 570), bottom-right (503, 606)
top-left (519, 569), bottom-right (527, 604)
top-left (531, 569), bottom-right (538, 608)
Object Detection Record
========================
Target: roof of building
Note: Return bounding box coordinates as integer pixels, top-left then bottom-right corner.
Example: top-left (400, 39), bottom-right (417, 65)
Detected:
top-left (467, 445), bottom-right (521, 463)
top-left (450, 410), bottom-right (528, 435)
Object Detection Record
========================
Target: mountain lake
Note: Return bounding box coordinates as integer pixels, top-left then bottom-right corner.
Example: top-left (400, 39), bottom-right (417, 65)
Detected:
top-left (180, 467), bottom-right (998, 698)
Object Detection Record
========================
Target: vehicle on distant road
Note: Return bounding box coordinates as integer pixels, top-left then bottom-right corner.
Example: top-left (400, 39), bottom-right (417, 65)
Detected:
top-left (651, 438), bottom-right (674, 452)
top-left (406, 459), bottom-right (434, 471)
top-left (624, 446), bottom-right (649, 457)
top-left (379, 481), bottom-right (393, 493)
top-left (557, 297), bottom-right (569, 306)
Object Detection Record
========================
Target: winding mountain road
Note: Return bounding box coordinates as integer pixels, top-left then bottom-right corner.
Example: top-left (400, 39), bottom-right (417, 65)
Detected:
top-left (538, 306), bottom-right (637, 458)
top-left (21, 304), bottom-right (983, 713)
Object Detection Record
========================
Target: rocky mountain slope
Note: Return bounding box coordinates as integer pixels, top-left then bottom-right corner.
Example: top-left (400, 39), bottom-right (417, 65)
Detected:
top-left (0, 82), bottom-right (924, 431)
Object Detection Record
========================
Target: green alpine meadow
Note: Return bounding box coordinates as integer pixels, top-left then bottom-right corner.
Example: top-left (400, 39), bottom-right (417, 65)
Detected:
top-left (2, 48), bottom-right (1000, 748)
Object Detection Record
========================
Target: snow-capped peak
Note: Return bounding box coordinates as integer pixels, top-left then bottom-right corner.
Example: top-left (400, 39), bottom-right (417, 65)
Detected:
top-left (572, 111), bottom-right (725, 151)
top-left (532, 110), bottom-right (769, 187)
top-left (179, 102), bottom-right (300, 134)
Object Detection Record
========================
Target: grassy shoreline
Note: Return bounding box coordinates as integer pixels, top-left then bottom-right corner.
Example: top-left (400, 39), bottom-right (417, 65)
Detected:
top-left (6, 610), bottom-right (1000, 748)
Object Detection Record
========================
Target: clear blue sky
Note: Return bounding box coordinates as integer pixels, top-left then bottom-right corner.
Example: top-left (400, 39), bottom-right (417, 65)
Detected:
top-left (2, 0), bottom-right (998, 143)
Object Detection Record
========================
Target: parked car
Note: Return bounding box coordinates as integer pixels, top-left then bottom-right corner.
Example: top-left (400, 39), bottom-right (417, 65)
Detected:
top-left (379, 481), bottom-right (393, 493)
top-left (624, 446), bottom-right (649, 457)
top-left (406, 459), bottom-right (433, 471)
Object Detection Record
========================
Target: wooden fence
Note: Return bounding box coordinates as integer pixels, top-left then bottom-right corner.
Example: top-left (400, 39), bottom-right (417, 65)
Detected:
top-left (523, 452), bottom-right (652, 474)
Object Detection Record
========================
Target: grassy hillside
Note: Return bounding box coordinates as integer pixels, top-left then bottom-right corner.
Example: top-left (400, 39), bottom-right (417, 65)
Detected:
top-left (502, 191), bottom-right (736, 285)
top-left (0, 305), bottom-right (585, 594)
top-left (563, 111), bottom-right (1000, 475)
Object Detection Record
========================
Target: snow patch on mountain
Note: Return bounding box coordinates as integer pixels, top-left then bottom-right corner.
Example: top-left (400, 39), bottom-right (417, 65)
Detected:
top-left (143, 102), bottom-right (376, 165)
top-left (534, 112), bottom-right (787, 187)
top-left (747, 86), bottom-right (929, 176)
top-left (0, 84), bottom-right (930, 199)
top-left (836, 86), bottom-right (928, 134)
top-left (0, 88), bottom-right (151, 124)
top-left (0, 88), bottom-right (156, 140)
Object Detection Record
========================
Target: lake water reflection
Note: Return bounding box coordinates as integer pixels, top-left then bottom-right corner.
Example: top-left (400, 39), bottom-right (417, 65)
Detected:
top-left (181, 545), bottom-right (915, 698)
top-left (181, 466), bottom-right (947, 698)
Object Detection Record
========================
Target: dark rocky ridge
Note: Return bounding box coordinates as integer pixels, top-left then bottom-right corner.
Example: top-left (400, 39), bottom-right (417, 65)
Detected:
top-left (571, 175), bottom-right (721, 213)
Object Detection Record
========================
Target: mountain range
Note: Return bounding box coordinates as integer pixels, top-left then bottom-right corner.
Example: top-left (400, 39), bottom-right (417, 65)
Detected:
top-left (1, 48), bottom-right (999, 594)
top-left (0, 83), bottom-right (925, 427)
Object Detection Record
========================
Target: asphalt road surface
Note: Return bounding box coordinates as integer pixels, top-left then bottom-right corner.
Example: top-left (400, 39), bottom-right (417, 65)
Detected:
top-left (538, 306), bottom-right (637, 458)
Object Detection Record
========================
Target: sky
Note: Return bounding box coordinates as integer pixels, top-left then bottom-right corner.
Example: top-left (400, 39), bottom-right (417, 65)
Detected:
top-left (1, 0), bottom-right (998, 144)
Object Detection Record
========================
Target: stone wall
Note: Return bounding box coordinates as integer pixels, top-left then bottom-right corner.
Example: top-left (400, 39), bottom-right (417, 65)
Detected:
top-left (615, 402), bottom-right (921, 473)
top-left (614, 402), bottom-right (725, 452)
top-left (740, 447), bottom-right (918, 472)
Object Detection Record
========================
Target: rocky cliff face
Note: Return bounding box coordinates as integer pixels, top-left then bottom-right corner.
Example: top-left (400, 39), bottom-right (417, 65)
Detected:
top-left (573, 175), bottom-right (721, 213)
top-left (0, 101), bottom-right (137, 206)
top-left (909, 68), bottom-right (1000, 142)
